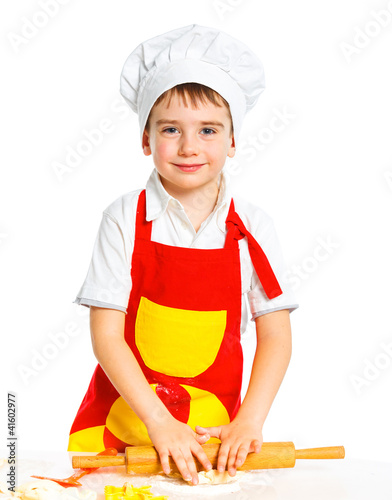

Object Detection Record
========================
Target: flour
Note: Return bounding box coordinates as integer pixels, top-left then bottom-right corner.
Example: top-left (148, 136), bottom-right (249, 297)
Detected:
top-left (149, 471), bottom-right (245, 496)
top-left (0, 480), bottom-right (96, 500)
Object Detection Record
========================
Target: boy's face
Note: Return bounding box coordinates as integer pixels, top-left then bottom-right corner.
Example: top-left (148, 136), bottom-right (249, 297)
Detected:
top-left (142, 94), bottom-right (235, 198)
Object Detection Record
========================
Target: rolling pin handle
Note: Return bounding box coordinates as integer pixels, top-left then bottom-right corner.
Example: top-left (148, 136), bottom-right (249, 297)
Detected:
top-left (72, 455), bottom-right (126, 469)
top-left (295, 446), bottom-right (345, 460)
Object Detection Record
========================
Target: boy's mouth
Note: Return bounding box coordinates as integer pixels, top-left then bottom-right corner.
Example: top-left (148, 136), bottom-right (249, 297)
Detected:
top-left (173, 163), bottom-right (205, 172)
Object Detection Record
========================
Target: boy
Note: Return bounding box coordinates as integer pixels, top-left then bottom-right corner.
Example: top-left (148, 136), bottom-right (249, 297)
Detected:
top-left (69, 25), bottom-right (298, 485)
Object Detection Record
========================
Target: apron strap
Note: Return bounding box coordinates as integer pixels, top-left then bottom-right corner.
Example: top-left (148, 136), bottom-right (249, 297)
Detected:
top-left (225, 199), bottom-right (283, 300)
top-left (135, 190), bottom-right (152, 241)
top-left (135, 191), bottom-right (282, 299)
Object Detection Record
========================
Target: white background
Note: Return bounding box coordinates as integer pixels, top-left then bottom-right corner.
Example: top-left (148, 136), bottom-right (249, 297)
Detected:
top-left (1, 0), bottom-right (391, 464)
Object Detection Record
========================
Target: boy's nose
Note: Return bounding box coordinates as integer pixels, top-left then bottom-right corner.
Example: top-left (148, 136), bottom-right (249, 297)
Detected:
top-left (178, 134), bottom-right (199, 156)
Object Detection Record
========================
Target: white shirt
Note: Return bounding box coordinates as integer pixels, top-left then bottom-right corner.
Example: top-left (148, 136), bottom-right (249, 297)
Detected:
top-left (74, 169), bottom-right (298, 335)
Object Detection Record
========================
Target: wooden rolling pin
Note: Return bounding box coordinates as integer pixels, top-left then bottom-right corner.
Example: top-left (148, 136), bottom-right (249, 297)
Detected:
top-left (72, 442), bottom-right (345, 475)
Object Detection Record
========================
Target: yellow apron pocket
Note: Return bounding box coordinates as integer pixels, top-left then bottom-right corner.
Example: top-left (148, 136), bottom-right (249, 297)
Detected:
top-left (135, 296), bottom-right (227, 377)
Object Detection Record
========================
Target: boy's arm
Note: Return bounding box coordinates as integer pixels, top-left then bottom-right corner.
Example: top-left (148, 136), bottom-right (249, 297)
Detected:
top-left (196, 309), bottom-right (292, 475)
top-left (89, 306), bottom-right (212, 484)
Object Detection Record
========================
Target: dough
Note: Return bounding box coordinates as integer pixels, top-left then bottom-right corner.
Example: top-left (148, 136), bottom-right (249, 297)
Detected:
top-left (188, 469), bottom-right (245, 485)
top-left (0, 480), bottom-right (96, 500)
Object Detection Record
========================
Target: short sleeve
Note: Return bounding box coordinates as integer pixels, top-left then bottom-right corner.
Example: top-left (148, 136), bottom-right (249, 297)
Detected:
top-left (73, 211), bottom-right (133, 313)
top-left (233, 197), bottom-right (298, 320)
top-left (247, 217), bottom-right (298, 319)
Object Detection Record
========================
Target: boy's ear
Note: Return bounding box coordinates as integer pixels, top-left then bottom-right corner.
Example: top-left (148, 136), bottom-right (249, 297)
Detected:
top-left (227, 134), bottom-right (236, 158)
top-left (142, 129), bottom-right (152, 156)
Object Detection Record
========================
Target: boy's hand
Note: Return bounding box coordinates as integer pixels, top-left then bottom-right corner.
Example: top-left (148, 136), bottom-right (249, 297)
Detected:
top-left (146, 414), bottom-right (212, 485)
top-left (195, 418), bottom-right (262, 476)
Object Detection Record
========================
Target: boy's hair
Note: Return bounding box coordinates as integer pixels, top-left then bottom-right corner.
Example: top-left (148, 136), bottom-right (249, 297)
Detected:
top-left (145, 83), bottom-right (233, 134)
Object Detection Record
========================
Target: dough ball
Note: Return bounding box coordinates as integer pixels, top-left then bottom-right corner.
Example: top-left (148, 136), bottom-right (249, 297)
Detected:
top-left (188, 469), bottom-right (245, 485)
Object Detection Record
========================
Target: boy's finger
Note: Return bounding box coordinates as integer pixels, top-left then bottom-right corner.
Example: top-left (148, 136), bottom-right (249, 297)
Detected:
top-left (195, 425), bottom-right (209, 434)
top-left (195, 432), bottom-right (210, 444)
top-left (227, 446), bottom-right (242, 476)
top-left (170, 450), bottom-right (192, 483)
top-left (159, 452), bottom-right (171, 475)
top-left (250, 439), bottom-right (262, 454)
top-left (195, 425), bottom-right (221, 439)
top-left (217, 443), bottom-right (230, 472)
top-left (192, 444), bottom-right (213, 472)
top-left (234, 444), bottom-right (249, 468)
top-left (183, 452), bottom-right (199, 485)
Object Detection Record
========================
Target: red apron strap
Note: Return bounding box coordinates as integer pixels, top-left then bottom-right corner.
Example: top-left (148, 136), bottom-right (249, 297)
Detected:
top-left (224, 199), bottom-right (239, 250)
top-left (225, 199), bottom-right (283, 300)
top-left (135, 190), bottom-right (152, 241)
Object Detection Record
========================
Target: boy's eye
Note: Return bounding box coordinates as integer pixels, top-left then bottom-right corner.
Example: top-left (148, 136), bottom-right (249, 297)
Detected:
top-left (200, 128), bottom-right (215, 135)
top-left (163, 127), bottom-right (179, 134)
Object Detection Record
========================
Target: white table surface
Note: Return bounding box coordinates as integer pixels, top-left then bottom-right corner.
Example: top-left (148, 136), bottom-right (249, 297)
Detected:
top-left (1, 451), bottom-right (391, 500)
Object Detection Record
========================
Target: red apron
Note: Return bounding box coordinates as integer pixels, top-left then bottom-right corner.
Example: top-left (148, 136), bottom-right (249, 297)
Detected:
top-left (68, 190), bottom-right (282, 452)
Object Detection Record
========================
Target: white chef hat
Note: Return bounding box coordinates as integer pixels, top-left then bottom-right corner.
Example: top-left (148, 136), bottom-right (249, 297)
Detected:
top-left (120, 24), bottom-right (265, 146)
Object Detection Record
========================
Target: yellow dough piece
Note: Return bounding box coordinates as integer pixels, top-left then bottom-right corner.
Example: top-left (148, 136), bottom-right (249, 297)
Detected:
top-left (104, 483), bottom-right (168, 499)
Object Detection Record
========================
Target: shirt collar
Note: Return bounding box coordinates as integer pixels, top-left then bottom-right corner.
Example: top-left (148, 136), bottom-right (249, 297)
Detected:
top-left (145, 168), bottom-right (172, 221)
top-left (145, 168), bottom-right (232, 233)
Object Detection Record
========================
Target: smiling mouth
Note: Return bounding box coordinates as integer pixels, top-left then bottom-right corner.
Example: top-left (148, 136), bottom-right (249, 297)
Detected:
top-left (173, 163), bottom-right (205, 172)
